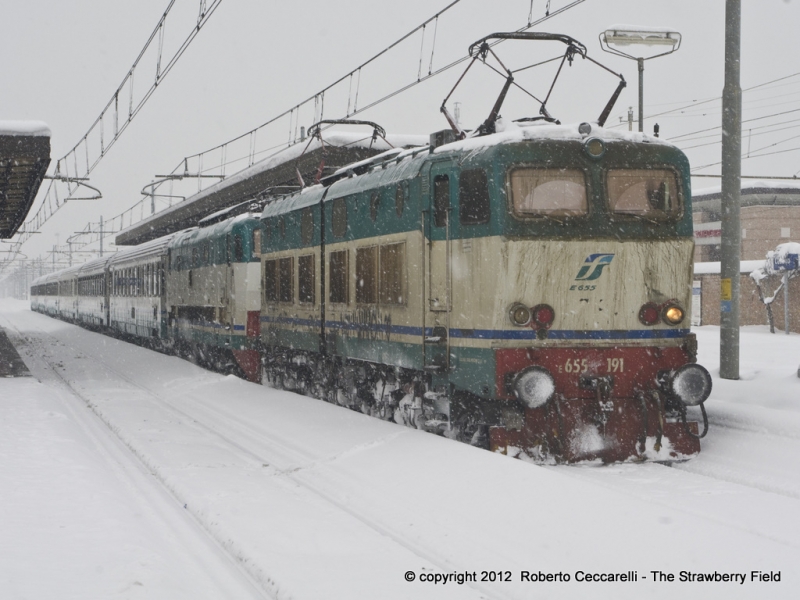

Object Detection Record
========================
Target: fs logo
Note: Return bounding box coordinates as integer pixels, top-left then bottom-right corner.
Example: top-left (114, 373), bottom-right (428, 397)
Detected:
top-left (575, 253), bottom-right (615, 281)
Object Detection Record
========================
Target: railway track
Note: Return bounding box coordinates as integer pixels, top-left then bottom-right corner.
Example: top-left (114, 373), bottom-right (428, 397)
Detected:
top-left (5, 306), bottom-right (800, 599)
top-left (1, 310), bottom-right (497, 600)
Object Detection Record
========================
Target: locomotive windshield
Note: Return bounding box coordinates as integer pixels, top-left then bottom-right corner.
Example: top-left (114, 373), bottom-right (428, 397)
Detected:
top-left (607, 169), bottom-right (681, 219)
top-left (509, 168), bottom-right (588, 217)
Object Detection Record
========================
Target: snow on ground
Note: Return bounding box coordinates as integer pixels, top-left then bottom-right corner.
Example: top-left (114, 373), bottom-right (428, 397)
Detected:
top-left (1, 299), bottom-right (799, 599)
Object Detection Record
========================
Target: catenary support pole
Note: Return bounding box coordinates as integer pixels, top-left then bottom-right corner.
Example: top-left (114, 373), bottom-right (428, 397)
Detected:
top-left (637, 57), bottom-right (644, 133)
top-left (720, 0), bottom-right (741, 379)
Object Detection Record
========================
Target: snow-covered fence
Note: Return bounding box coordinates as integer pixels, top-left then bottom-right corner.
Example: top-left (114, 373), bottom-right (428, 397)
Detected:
top-left (750, 242), bottom-right (800, 334)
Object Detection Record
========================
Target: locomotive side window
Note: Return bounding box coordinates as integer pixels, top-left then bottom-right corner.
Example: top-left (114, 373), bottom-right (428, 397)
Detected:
top-left (370, 191), bottom-right (380, 222)
top-left (459, 169), bottom-right (490, 225)
top-left (252, 229), bottom-right (262, 259)
top-left (356, 246), bottom-right (378, 304)
top-left (279, 257), bottom-right (293, 303)
top-left (298, 254), bottom-right (315, 305)
top-left (332, 198), bottom-right (347, 238)
top-left (301, 208), bottom-right (314, 245)
top-left (264, 260), bottom-right (278, 302)
top-left (233, 234), bottom-right (244, 262)
top-left (329, 250), bottom-right (349, 305)
top-left (433, 175), bottom-right (450, 227)
top-left (509, 168), bottom-right (587, 217)
top-left (379, 243), bottom-right (405, 305)
top-left (607, 169), bottom-right (681, 218)
top-left (395, 184), bottom-right (405, 217)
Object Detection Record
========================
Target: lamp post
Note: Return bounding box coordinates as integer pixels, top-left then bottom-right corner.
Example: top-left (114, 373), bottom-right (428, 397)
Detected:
top-left (599, 27), bottom-right (682, 133)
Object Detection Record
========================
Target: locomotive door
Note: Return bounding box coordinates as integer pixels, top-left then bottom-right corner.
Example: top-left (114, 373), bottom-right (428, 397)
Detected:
top-left (422, 161), bottom-right (456, 372)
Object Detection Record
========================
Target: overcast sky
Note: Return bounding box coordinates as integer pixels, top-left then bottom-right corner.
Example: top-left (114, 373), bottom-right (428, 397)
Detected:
top-left (3, 0), bottom-right (800, 263)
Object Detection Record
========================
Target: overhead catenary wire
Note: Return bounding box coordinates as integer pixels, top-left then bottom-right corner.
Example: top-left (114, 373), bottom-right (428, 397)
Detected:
top-left (17, 0), bottom-right (590, 266)
top-left (3, 0), bottom-right (224, 269)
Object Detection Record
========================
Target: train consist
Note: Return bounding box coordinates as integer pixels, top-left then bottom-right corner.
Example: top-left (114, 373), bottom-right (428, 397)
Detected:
top-left (31, 33), bottom-right (712, 463)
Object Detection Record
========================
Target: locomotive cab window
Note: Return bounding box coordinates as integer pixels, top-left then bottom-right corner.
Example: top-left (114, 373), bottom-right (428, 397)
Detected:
top-left (509, 168), bottom-right (587, 217)
top-left (607, 169), bottom-right (681, 219)
top-left (459, 169), bottom-right (490, 225)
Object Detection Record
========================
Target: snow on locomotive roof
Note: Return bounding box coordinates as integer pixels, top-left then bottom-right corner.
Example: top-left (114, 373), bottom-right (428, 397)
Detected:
top-left (0, 121), bottom-right (51, 137)
top-left (177, 132), bottom-right (425, 213)
top-left (434, 120), bottom-right (671, 155)
top-left (260, 184), bottom-right (327, 219)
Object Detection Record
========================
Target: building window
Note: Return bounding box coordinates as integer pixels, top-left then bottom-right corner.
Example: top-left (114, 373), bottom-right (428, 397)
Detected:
top-left (459, 169), bottom-right (490, 224)
top-left (355, 246), bottom-right (377, 304)
top-left (329, 250), bottom-right (348, 304)
top-left (279, 257), bottom-right (293, 303)
top-left (298, 254), bottom-right (315, 304)
top-left (379, 243), bottom-right (405, 305)
top-left (332, 197), bottom-right (347, 238)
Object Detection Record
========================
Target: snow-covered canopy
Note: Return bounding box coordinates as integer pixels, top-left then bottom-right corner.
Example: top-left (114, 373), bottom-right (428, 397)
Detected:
top-left (0, 121), bottom-right (51, 137)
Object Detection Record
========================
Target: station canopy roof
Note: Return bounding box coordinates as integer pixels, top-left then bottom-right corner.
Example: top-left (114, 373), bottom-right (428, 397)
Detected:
top-left (115, 132), bottom-right (427, 246)
top-left (0, 121), bottom-right (51, 239)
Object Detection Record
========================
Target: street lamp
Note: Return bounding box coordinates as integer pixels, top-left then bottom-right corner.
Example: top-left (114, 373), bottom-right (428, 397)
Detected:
top-left (599, 27), bottom-right (681, 133)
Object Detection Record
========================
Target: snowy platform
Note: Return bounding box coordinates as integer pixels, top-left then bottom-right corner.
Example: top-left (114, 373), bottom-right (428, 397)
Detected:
top-left (1, 299), bottom-right (799, 599)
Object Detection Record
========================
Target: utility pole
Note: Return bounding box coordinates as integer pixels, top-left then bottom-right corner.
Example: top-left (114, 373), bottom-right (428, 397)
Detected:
top-left (720, 0), bottom-right (742, 379)
top-left (99, 215), bottom-right (104, 257)
top-left (628, 106), bottom-right (634, 131)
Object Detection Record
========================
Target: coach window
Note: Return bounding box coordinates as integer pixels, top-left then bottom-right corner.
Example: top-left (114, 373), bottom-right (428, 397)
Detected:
top-left (459, 169), bottom-right (490, 225)
top-left (379, 243), bottom-right (405, 305)
top-left (329, 250), bottom-right (348, 305)
top-left (298, 254), bottom-right (315, 304)
top-left (607, 169), bottom-right (681, 219)
top-left (433, 175), bottom-right (450, 227)
top-left (301, 208), bottom-right (314, 245)
top-left (278, 257), bottom-right (293, 303)
top-left (332, 198), bottom-right (347, 238)
top-left (509, 168), bottom-right (587, 217)
top-left (356, 246), bottom-right (378, 304)
top-left (264, 259), bottom-right (278, 302)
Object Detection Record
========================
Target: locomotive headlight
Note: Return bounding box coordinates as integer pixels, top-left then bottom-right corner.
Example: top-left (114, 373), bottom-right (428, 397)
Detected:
top-left (662, 303), bottom-right (685, 325)
top-left (665, 364), bottom-right (712, 406)
top-left (509, 303), bottom-right (532, 326)
top-left (514, 367), bottom-right (556, 409)
top-left (584, 137), bottom-right (606, 159)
